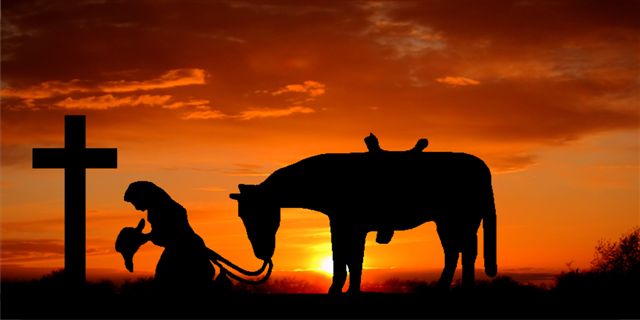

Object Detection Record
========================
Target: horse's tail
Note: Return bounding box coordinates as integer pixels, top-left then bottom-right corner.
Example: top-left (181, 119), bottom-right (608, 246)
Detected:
top-left (483, 184), bottom-right (498, 277)
top-left (207, 248), bottom-right (273, 284)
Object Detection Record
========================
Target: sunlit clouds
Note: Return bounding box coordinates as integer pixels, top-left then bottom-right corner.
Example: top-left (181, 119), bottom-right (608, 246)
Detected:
top-left (99, 69), bottom-right (206, 93)
top-left (181, 81), bottom-right (324, 120)
top-left (1, 68), bottom-right (206, 100)
top-left (271, 81), bottom-right (326, 98)
top-left (436, 76), bottom-right (480, 87)
top-left (163, 99), bottom-right (211, 110)
top-left (181, 109), bottom-right (227, 120)
top-left (181, 105), bottom-right (316, 121)
top-left (1, 68), bottom-right (208, 112)
top-left (1, 67), bottom-right (323, 120)
top-left (237, 106), bottom-right (315, 120)
top-left (55, 94), bottom-right (173, 110)
top-left (1, 79), bottom-right (89, 99)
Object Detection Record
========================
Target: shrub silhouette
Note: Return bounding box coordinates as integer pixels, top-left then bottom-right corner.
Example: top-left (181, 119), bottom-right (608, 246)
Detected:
top-left (591, 226), bottom-right (640, 275)
top-left (555, 226), bottom-right (639, 313)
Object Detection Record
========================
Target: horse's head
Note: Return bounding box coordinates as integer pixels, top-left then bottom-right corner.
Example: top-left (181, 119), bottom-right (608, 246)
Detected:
top-left (115, 218), bottom-right (146, 272)
top-left (230, 184), bottom-right (280, 261)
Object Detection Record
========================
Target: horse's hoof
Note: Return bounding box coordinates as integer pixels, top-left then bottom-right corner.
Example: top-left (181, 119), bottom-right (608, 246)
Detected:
top-left (328, 288), bottom-right (340, 295)
top-left (345, 289), bottom-right (362, 301)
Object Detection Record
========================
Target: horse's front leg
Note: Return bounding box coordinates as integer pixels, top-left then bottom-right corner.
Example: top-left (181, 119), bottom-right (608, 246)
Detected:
top-left (328, 217), bottom-right (367, 295)
top-left (328, 218), bottom-right (347, 295)
top-left (346, 230), bottom-right (366, 295)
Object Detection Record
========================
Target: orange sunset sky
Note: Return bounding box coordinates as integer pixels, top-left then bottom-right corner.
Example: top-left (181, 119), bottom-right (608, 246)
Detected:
top-left (1, 1), bottom-right (638, 288)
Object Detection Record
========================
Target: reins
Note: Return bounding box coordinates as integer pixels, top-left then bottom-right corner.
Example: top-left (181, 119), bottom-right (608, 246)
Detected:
top-left (207, 248), bottom-right (273, 284)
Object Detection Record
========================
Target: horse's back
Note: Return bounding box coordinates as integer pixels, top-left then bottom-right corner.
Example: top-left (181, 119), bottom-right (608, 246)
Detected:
top-left (263, 152), bottom-right (493, 215)
top-left (269, 151), bottom-right (487, 181)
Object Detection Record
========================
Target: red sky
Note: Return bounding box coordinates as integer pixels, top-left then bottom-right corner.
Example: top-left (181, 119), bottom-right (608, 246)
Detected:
top-left (1, 1), bottom-right (638, 287)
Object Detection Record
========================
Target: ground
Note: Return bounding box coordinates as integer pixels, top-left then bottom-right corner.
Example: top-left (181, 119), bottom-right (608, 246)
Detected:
top-left (1, 276), bottom-right (637, 319)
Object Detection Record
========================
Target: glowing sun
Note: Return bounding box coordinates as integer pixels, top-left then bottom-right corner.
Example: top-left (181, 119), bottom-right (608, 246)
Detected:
top-left (318, 256), bottom-right (333, 276)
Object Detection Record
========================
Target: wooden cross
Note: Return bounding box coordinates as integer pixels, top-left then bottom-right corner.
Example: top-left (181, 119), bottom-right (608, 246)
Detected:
top-left (33, 115), bottom-right (117, 284)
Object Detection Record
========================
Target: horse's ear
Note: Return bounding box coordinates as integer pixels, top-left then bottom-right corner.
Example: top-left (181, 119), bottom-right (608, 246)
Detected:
top-left (135, 218), bottom-right (145, 231)
top-left (229, 193), bottom-right (241, 201)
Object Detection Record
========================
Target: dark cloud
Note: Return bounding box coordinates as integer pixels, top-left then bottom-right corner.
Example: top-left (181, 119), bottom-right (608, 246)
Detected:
top-left (1, 0), bottom-right (637, 172)
top-left (0, 1), bottom-right (368, 84)
top-left (384, 1), bottom-right (639, 45)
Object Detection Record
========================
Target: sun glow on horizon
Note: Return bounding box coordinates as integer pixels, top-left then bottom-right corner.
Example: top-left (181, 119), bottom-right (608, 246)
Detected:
top-left (318, 256), bottom-right (333, 276)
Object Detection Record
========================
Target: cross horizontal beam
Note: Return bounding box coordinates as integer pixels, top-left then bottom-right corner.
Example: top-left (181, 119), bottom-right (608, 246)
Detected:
top-left (33, 148), bottom-right (117, 168)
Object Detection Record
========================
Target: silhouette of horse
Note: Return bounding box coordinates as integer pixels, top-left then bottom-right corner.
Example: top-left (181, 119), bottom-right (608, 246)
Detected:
top-left (230, 151), bottom-right (497, 294)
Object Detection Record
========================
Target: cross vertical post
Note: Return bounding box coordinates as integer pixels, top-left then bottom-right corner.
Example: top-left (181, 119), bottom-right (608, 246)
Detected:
top-left (33, 115), bottom-right (117, 284)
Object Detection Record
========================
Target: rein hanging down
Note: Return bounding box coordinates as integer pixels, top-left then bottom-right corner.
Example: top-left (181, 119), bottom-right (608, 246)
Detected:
top-left (207, 248), bottom-right (273, 284)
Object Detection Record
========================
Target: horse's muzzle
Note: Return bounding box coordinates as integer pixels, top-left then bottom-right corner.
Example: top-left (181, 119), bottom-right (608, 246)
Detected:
top-left (254, 246), bottom-right (274, 261)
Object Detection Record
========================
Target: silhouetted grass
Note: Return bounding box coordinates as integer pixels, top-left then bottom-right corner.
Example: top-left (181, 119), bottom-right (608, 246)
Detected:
top-left (4, 226), bottom-right (639, 319)
top-left (233, 276), bottom-right (325, 294)
top-left (2, 269), bottom-right (638, 319)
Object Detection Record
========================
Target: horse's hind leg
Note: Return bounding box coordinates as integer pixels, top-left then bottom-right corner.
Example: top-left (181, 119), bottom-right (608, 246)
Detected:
top-left (461, 233), bottom-right (478, 289)
top-left (437, 247), bottom-right (459, 289)
top-left (436, 226), bottom-right (459, 289)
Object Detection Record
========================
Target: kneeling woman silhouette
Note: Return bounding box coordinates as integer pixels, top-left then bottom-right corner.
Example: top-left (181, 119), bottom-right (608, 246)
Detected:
top-left (121, 181), bottom-right (229, 293)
